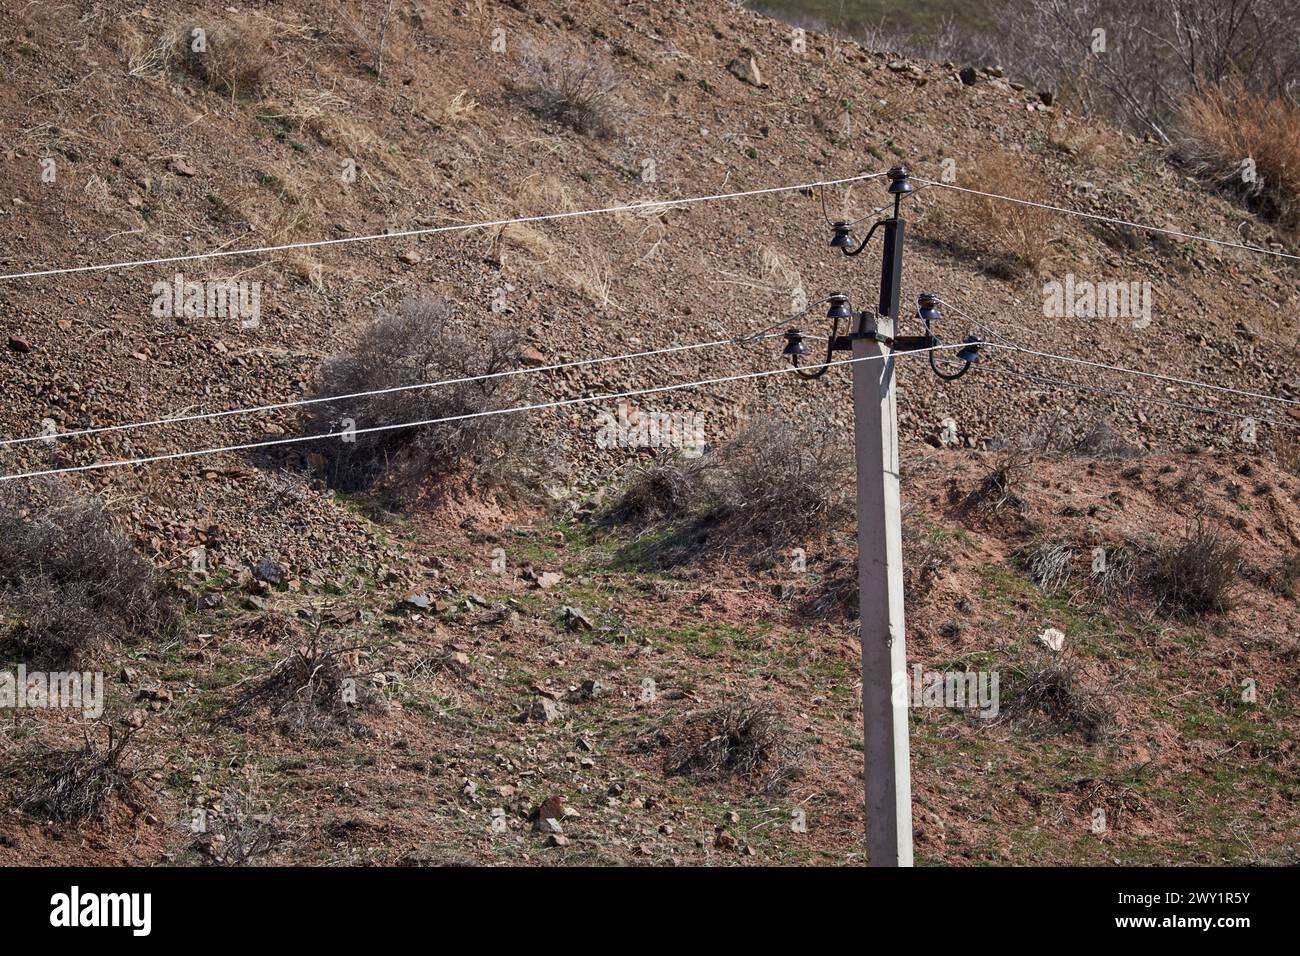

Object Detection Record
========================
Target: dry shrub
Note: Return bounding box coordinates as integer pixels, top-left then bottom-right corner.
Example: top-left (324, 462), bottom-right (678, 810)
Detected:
top-left (701, 420), bottom-right (852, 544)
top-left (17, 728), bottom-right (142, 822)
top-left (959, 448), bottom-right (1033, 519)
top-left (1000, 652), bottom-right (1116, 743)
top-left (1176, 82), bottom-right (1300, 233)
top-left (601, 456), bottom-right (706, 527)
top-left (937, 155), bottom-right (1056, 276)
top-left (514, 37), bottom-right (628, 137)
top-left (1146, 517), bottom-right (1241, 616)
top-left (176, 17), bottom-right (273, 97)
top-left (601, 418), bottom-right (853, 562)
top-left (303, 293), bottom-right (537, 492)
top-left (660, 697), bottom-right (803, 793)
top-left (223, 626), bottom-right (382, 741)
top-left (0, 479), bottom-right (182, 668)
top-left (187, 790), bottom-right (279, 866)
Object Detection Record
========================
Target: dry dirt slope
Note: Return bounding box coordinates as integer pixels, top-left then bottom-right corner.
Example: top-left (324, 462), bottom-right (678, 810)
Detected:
top-left (0, 0), bottom-right (1296, 865)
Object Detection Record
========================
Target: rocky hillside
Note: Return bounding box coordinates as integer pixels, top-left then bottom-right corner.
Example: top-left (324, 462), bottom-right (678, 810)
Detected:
top-left (0, 0), bottom-right (1296, 865)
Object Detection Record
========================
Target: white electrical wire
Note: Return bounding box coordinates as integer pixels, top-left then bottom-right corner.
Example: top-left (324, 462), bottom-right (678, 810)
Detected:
top-left (0, 342), bottom-right (968, 483)
top-left (999, 343), bottom-right (1300, 408)
top-left (929, 295), bottom-right (1299, 408)
top-left (973, 364), bottom-right (1300, 430)
top-left (0, 331), bottom-right (787, 448)
top-left (914, 178), bottom-right (1300, 262)
top-left (0, 172), bottom-right (886, 282)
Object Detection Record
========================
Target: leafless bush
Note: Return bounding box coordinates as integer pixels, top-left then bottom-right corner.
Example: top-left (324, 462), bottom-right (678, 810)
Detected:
top-left (701, 419), bottom-right (854, 546)
top-left (17, 728), bottom-right (142, 822)
top-left (1073, 417), bottom-right (1141, 458)
top-left (223, 626), bottom-right (383, 740)
top-left (0, 479), bottom-right (182, 667)
top-left (175, 16), bottom-right (273, 97)
top-left (514, 38), bottom-right (628, 137)
top-left (601, 456), bottom-right (706, 527)
top-left (994, 0), bottom-right (1300, 144)
top-left (959, 448), bottom-right (1033, 519)
top-left (1000, 651), bottom-right (1116, 743)
top-left (1146, 517), bottom-right (1241, 615)
top-left (660, 697), bottom-right (803, 793)
top-left (188, 790), bottom-right (279, 866)
top-left (303, 293), bottom-right (536, 492)
top-left (601, 418), bottom-right (852, 560)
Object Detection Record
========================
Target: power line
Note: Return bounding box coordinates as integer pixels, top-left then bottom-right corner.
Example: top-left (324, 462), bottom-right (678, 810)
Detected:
top-left (0, 172), bottom-right (886, 283)
top-left (972, 364), bottom-right (1300, 430)
top-left (999, 343), bottom-right (1300, 409)
top-left (0, 331), bottom-right (787, 448)
top-left (914, 178), bottom-right (1300, 263)
top-left (928, 295), bottom-right (1299, 409)
top-left (0, 342), bottom-right (970, 483)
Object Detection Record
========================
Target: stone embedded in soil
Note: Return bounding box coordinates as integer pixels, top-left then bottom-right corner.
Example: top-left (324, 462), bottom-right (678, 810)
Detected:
top-left (520, 697), bottom-right (562, 723)
top-left (531, 795), bottom-right (565, 823)
top-left (726, 55), bottom-right (765, 88)
top-left (398, 593), bottom-right (435, 611)
top-left (534, 571), bottom-right (563, 589)
top-left (517, 345), bottom-right (547, 367)
top-left (252, 557), bottom-right (284, 586)
top-left (559, 606), bottom-right (593, 631)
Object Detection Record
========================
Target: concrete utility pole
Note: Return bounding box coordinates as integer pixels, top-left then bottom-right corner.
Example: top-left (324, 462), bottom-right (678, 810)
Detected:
top-left (850, 182), bottom-right (913, 866)
top-left (788, 167), bottom-right (978, 864)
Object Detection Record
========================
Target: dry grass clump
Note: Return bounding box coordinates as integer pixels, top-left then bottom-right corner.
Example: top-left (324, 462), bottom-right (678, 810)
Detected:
top-left (0, 479), bottom-right (182, 668)
top-left (659, 697), bottom-right (803, 793)
top-left (1091, 544), bottom-right (1138, 606)
top-left (513, 38), bottom-right (628, 137)
top-left (1145, 517), bottom-right (1242, 616)
top-left (935, 155), bottom-right (1056, 276)
top-left (17, 728), bottom-right (142, 822)
top-left (175, 16), bottom-right (274, 97)
top-left (303, 293), bottom-right (537, 492)
top-left (1176, 82), bottom-right (1300, 233)
top-left (999, 651), bottom-right (1116, 743)
top-left (1015, 536), bottom-right (1074, 593)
